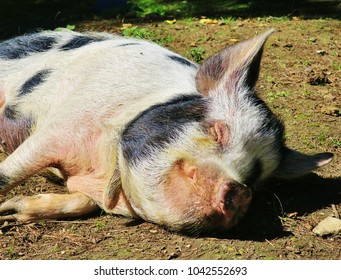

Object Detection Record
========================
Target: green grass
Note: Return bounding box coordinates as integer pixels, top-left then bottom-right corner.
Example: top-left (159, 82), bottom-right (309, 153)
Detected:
top-left (267, 91), bottom-right (289, 102)
top-left (122, 26), bottom-right (154, 39)
top-left (8, 239), bottom-right (16, 259)
top-left (128, 0), bottom-right (188, 17)
top-left (332, 138), bottom-right (341, 147)
top-left (95, 221), bottom-right (106, 230)
top-left (186, 47), bottom-right (206, 63)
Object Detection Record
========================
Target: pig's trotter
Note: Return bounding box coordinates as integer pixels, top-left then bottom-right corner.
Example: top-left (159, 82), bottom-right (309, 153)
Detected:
top-left (0, 192), bottom-right (99, 222)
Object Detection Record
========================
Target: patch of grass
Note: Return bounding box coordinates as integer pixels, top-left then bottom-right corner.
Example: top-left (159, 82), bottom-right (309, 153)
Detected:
top-left (263, 74), bottom-right (275, 83)
top-left (220, 16), bottom-right (237, 24)
top-left (8, 239), bottom-right (16, 259)
top-left (295, 113), bottom-right (309, 120)
top-left (331, 138), bottom-right (341, 147)
top-left (298, 59), bottom-right (311, 67)
top-left (267, 91), bottom-right (289, 102)
top-left (128, 0), bottom-right (188, 17)
top-left (55, 24), bottom-right (76, 32)
top-left (317, 133), bottom-right (327, 144)
top-left (302, 84), bottom-right (310, 96)
top-left (38, 220), bottom-right (46, 226)
top-left (186, 47), bottom-right (206, 63)
top-left (330, 61), bottom-right (341, 71)
top-left (156, 35), bottom-right (175, 45)
top-left (96, 221), bottom-right (106, 230)
top-left (122, 26), bottom-right (154, 39)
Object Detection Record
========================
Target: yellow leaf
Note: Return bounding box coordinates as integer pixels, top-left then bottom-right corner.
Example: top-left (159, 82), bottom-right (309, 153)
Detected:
top-left (165, 19), bottom-right (177, 24)
top-left (199, 19), bottom-right (218, 24)
top-left (120, 23), bottom-right (133, 30)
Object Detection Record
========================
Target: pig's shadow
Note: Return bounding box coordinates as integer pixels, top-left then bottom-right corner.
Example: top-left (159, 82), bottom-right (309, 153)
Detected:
top-left (208, 173), bottom-right (341, 241)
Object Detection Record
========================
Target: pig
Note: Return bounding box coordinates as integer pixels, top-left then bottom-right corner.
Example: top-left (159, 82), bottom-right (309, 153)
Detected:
top-left (0, 29), bottom-right (334, 233)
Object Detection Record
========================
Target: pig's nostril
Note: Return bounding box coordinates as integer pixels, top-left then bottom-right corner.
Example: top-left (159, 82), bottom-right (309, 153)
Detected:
top-left (218, 180), bottom-right (252, 212)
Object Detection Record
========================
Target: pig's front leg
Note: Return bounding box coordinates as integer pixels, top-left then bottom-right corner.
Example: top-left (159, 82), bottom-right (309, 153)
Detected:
top-left (0, 130), bottom-right (57, 195)
top-left (0, 192), bottom-right (99, 222)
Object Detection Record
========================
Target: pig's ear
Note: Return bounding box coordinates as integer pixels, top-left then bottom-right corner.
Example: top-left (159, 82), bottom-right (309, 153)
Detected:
top-left (196, 29), bottom-right (275, 95)
top-left (273, 148), bottom-right (334, 179)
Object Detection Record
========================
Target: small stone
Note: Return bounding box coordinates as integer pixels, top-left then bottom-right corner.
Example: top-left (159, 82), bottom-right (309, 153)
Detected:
top-left (312, 217), bottom-right (341, 236)
top-left (316, 50), bottom-right (326, 55)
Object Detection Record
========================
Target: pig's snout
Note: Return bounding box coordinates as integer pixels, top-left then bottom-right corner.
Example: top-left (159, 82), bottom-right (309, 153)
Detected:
top-left (215, 180), bottom-right (252, 229)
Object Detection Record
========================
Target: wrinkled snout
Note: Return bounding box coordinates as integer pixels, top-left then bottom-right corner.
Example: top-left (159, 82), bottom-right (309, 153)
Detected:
top-left (215, 180), bottom-right (252, 229)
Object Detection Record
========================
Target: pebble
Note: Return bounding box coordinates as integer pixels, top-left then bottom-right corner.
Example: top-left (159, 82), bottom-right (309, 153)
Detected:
top-left (312, 217), bottom-right (341, 236)
top-left (316, 50), bottom-right (327, 55)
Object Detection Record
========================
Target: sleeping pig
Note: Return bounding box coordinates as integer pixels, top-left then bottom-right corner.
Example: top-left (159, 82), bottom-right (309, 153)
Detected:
top-left (0, 29), bottom-right (333, 233)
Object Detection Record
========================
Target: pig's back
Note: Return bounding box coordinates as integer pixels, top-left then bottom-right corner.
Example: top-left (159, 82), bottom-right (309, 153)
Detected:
top-left (0, 31), bottom-right (200, 130)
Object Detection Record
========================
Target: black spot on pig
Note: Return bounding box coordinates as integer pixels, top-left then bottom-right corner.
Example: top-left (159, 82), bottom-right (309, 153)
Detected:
top-left (60, 35), bottom-right (105, 51)
top-left (121, 94), bottom-right (207, 164)
top-left (115, 43), bottom-right (140, 47)
top-left (167, 55), bottom-right (197, 69)
top-left (0, 34), bottom-right (56, 60)
top-left (18, 69), bottom-right (52, 97)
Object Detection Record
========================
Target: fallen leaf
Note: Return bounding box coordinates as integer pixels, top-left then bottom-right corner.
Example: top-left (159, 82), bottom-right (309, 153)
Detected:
top-left (200, 19), bottom-right (218, 24)
top-left (165, 19), bottom-right (176, 24)
top-left (120, 23), bottom-right (133, 30)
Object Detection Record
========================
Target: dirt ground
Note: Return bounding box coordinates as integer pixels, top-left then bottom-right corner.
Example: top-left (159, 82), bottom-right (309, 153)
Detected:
top-left (0, 17), bottom-right (340, 260)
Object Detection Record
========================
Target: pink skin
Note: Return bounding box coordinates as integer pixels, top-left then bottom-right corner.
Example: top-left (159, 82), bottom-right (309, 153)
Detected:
top-left (163, 159), bottom-right (252, 231)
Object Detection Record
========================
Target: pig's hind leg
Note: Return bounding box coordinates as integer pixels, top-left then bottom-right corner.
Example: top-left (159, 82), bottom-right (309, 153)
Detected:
top-left (0, 192), bottom-right (99, 222)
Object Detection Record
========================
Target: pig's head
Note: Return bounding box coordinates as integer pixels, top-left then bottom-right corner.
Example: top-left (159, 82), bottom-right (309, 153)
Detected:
top-left (110, 29), bottom-right (333, 234)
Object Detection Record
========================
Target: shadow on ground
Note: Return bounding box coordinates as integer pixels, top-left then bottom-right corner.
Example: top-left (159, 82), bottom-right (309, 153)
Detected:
top-left (207, 174), bottom-right (341, 241)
